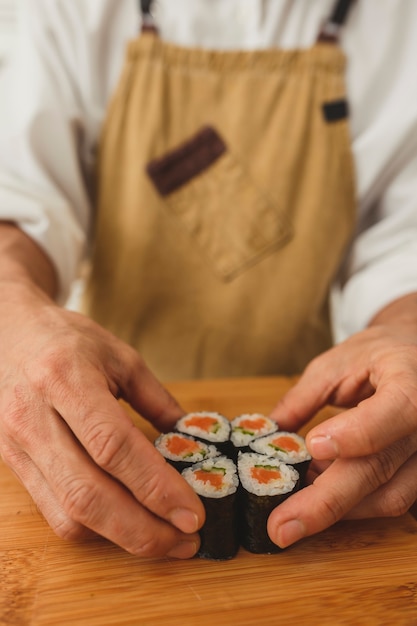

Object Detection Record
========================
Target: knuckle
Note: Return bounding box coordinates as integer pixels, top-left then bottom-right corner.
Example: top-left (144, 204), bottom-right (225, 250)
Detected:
top-left (361, 449), bottom-right (398, 489)
top-left (131, 534), bottom-right (163, 558)
top-left (317, 491), bottom-right (346, 525)
top-left (304, 354), bottom-right (325, 378)
top-left (28, 349), bottom-right (74, 393)
top-left (355, 424), bottom-right (379, 456)
top-left (0, 440), bottom-right (19, 466)
top-left (123, 344), bottom-right (146, 370)
top-left (125, 347), bottom-right (143, 372)
top-left (84, 423), bottom-right (128, 473)
top-left (1, 391), bottom-right (34, 445)
top-left (311, 479), bottom-right (347, 525)
top-left (52, 515), bottom-right (87, 541)
top-left (0, 441), bottom-right (28, 476)
top-left (380, 487), bottom-right (413, 518)
top-left (25, 339), bottom-right (95, 404)
top-left (60, 476), bottom-right (102, 526)
top-left (111, 343), bottom-right (143, 381)
top-left (1, 385), bottom-right (29, 441)
top-left (138, 469), bottom-right (168, 509)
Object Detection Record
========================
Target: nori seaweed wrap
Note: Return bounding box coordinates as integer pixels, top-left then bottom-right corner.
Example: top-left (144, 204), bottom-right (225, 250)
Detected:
top-left (237, 452), bottom-right (300, 554)
top-left (182, 456), bottom-right (239, 560)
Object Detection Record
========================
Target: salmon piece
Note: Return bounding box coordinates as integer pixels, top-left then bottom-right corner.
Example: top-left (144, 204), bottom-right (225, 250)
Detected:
top-left (238, 417), bottom-right (267, 432)
top-left (185, 415), bottom-right (219, 432)
top-left (272, 436), bottom-right (300, 453)
top-left (194, 469), bottom-right (224, 489)
top-left (166, 435), bottom-right (201, 456)
top-left (251, 466), bottom-right (281, 484)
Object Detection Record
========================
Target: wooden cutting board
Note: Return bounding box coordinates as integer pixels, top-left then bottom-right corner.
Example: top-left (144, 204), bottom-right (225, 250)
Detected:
top-left (1, 376), bottom-right (417, 626)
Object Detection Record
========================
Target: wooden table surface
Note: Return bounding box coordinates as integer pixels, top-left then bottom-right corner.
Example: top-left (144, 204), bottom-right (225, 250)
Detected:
top-left (1, 376), bottom-right (417, 626)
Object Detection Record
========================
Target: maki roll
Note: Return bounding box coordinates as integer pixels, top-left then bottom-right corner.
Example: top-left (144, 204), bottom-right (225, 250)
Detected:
top-left (230, 413), bottom-right (278, 458)
top-left (154, 432), bottom-right (220, 472)
top-left (182, 457), bottom-right (239, 560)
top-left (237, 452), bottom-right (299, 554)
top-left (175, 411), bottom-right (232, 456)
top-left (249, 431), bottom-right (311, 486)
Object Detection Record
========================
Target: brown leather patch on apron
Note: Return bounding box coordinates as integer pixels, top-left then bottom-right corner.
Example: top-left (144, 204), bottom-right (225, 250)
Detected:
top-left (147, 126), bottom-right (226, 195)
top-left (145, 126), bottom-right (291, 281)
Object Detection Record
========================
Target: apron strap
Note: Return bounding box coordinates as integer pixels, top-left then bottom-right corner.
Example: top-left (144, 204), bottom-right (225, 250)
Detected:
top-left (138, 0), bottom-right (355, 41)
top-left (317, 0), bottom-right (356, 43)
top-left (140, 0), bottom-right (153, 13)
top-left (139, 0), bottom-right (158, 33)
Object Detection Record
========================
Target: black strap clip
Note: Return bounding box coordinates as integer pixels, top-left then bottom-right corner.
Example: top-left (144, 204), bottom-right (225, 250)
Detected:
top-left (139, 0), bottom-right (157, 34)
top-left (317, 0), bottom-right (355, 43)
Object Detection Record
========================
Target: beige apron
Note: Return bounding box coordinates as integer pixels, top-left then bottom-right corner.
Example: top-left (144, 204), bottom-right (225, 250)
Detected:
top-left (82, 2), bottom-right (356, 380)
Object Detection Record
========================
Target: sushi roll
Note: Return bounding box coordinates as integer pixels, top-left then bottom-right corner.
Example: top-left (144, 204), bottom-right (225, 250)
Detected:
top-left (154, 432), bottom-right (220, 472)
top-left (230, 413), bottom-right (278, 458)
top-left (249, 431), bottom-right (311, 486)
top-left (237, 452), bottom-right (299, 554)
top-left (175, 411), bottom-right (232, 456)
top-left (182, 456), bottom-right (239, 560)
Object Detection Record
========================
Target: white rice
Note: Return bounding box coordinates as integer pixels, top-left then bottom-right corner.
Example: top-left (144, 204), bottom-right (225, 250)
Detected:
top-left (238, 452), bottom-right (299, 496)
top-left (230, 413), bottom-right (278, 447)
top-left (249, 432), bottom-right (311, 463)
top-left (182, 457), bottom-right (238, 498)
top-left (154, 432), bottom-right (220, 463)
top-left (176, 411), bottom-right (231, 443)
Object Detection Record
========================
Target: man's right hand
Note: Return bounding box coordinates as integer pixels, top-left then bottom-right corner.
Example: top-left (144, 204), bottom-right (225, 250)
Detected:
top-left (0, 224), bottom-right (204, 559)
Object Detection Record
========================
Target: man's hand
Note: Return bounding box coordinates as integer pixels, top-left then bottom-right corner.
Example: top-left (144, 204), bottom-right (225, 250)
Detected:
top-left (268, 296), bottom-right (417, 548)
top-left (0, 224), bottom-right (204, 559)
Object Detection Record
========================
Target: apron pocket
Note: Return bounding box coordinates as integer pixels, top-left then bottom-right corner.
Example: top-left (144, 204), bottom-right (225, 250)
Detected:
top-left (147, 126), bottom-right (291, 280)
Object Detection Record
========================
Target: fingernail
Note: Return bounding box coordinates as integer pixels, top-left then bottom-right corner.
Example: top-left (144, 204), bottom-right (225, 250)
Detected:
top-left (167, 540), bottom-right (198, 560)
top-left (275, 519), bottom-right (305, 548)
top-left (169, 508), bottom-right (200, 533)
top-left (309, 434), bottom-right (338, 459)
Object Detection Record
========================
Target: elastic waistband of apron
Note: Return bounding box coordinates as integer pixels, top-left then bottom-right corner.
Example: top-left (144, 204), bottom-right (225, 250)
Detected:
top-left (127, 32), bottom-right (346, 75)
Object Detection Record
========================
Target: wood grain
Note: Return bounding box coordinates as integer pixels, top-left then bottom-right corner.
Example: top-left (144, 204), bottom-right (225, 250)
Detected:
top-left (1, 376), bottom-right (417, 626)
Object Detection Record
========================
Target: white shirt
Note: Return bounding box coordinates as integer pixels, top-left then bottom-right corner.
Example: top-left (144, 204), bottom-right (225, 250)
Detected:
top-left (0, 0), bottom-right (18, 61)
top-left (1, 0), bottom-right (417, 342)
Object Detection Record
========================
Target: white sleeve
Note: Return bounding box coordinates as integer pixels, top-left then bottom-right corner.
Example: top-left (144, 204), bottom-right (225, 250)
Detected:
top-left (331, 1), bottom-right (417, 343)
top-left (0, 0), bottom-right (128, 303)
top-left (332, 149), bottom-right (417, 342)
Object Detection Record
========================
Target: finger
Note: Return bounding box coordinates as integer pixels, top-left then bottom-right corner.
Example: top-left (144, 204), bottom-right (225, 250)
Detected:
top-left (109, 342), bottom-right (185, 431)
top-left (0, 442), bottom-right (91, 540)
top-left (4, 404), bottom-right (202, 558)
top-left (16, 342), bottom-right (205, 534)
top-left (344, 451), bottom-right (417, 520)
top-left (118, 348), bottom-right (185, 431)
top-left (44, 367), bottom-right (205, 532)
top-left (61, 315), bottom-right (185, 432)
top-left (306, 375), bottom-right (417, 459)
top-left (269, 347), bottom-right (373, 432)
top-left (267, 434), bottom-right (417, 548)
top-left (269, 366), bottom-right (335, 431)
